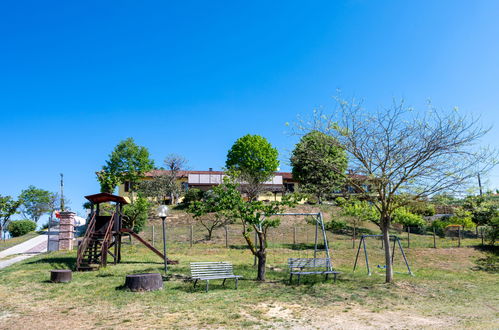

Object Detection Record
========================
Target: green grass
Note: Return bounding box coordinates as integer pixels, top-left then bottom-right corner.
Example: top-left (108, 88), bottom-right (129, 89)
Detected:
top-left (0, 231), bottom-right (40, 252)
top-left (0, 227), bottom-right (497, 328)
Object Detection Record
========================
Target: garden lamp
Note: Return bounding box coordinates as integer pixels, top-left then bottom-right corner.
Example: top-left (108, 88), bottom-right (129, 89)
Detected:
top-left (156, 205), bottom-right (170, 274)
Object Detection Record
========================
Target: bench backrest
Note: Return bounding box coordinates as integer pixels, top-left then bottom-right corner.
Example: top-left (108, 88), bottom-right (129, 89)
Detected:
top-left (288, 258), bottom-right (332, 270)
top-left (190, 262), bottom-right (235, 278)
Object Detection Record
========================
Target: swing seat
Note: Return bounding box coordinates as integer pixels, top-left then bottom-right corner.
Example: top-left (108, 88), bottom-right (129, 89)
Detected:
top-left (288, 258), bottom-right (341, 284)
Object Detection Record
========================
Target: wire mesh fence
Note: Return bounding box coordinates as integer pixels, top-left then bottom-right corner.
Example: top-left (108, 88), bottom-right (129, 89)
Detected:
top-left (136, 222), bottom-right (485, 251)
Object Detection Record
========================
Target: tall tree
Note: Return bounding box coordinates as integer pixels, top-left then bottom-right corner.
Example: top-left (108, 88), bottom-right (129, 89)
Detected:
top-left (291, 131), bottom-right (348, 203)
top-left (97, 138), bottom-right (154, 195)
top-left (0, 195), bottom-right (22, 240)
top-left (226, 134), bottom-right (279, 201)
top-left (139, 154), bottom-right (188, 205)
top-left (19, 186), bottom-right (55, 223)
top-left (299, 96), bottom-right (497, 283)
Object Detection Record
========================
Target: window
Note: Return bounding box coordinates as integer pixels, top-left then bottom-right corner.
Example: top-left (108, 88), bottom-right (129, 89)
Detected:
top-left (284, 183), bottom-right (295, 192)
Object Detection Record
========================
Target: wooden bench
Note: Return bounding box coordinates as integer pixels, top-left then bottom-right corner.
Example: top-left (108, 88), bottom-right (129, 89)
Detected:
top-left (190, 262), bottom-right (242, 292)
top-left (288, 258), bottom-right (340, 284)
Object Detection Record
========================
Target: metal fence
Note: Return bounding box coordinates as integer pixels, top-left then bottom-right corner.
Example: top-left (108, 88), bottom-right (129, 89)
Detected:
top-left (137, 223), bottom-right (485, 250)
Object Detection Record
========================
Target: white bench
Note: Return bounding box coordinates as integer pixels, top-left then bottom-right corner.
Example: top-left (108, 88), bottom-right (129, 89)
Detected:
top-left (190, 262), bottom-right (242, 292)
top-left (288, 258), bottom-right (340, 284)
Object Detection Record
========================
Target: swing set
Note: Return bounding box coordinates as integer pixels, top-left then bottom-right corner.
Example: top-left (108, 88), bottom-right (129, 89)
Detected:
top-left (353, 234), bottom-right (413, 276)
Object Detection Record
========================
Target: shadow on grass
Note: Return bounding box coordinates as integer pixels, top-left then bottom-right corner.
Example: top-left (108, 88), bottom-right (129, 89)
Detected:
top-left (116, 260), bottom-right (164, 265)
top-left (25, 256), bottom-right (75, 269)
top-left (472, 245), bottom-right (498, 273)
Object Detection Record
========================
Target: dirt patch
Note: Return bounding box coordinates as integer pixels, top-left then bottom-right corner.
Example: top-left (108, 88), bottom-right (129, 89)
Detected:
top-left (253, 302), bottom-right (455, 329)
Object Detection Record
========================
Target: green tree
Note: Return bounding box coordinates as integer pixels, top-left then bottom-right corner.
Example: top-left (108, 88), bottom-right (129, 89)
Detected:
top-left (7, 220), bottom-right (36, 237)
top-left (226, 134), bottom-right (279, 201)
top-left (122, 197), bottom-right (150, 233)
top-left (462, 195), bottom-right (498, 229)
top-left (187, 184), bottom-right (240, 240)
top-left (97, 138), bottom-right (154, 195)
top-left (19, 186), bottom-right (55, 223)
top-left (0, 195), bottom-right (22, 240)
top-left (291, 131), bottom-right (348, 203)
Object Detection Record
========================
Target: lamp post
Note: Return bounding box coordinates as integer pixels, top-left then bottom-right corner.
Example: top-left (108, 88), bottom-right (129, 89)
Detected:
top-left (156, 205), bottom-right (170, 274)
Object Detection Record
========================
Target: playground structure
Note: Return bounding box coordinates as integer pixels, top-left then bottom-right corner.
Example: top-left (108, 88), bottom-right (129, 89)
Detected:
top-left (76, 193), bottom-right (177, 271)
top-left (269, 212), bottom-right (333, 271)
top-left (353, 234), bottom-right (413, 276)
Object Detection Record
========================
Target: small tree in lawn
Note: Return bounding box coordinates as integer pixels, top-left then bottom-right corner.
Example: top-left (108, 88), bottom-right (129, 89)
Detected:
top-left (19, 186), bottom-right (56, 223)
top-left (291, 131), bottom-right (348, 204)
top-left (97, 137), bottom-right (154, 197)
top-left (298, 96), bottom-right (497, 283)
top-left (226, 134), bottom-right (279, 201)
top-left (0, 195), bottom-right (22, 240)
top-left (192, 180), bottom-right (299, 281)
top-left (187, 183), bottom-right (241, 241)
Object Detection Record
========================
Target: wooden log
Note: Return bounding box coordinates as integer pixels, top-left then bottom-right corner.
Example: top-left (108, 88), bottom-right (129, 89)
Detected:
top-left (50, 270), bottom-right (72, 283)
top-left (125, 273), bottom-right (163, 292)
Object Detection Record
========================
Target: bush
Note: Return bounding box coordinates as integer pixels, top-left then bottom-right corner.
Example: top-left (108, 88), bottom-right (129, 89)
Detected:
top-left (123, 197), bottom-right (150, 233)
top-left (182, 188), bottom-right (205, 205)
top-left (483, 217), bottom-right (499, 245)
top-left (7, 220), bottom-right (37, 237)
top-left (393, 208), bottom-right (426, 227)
top-left (407, 201), bottom-right (435, 216)
top-left (326, 218), bottom-right (347, 232)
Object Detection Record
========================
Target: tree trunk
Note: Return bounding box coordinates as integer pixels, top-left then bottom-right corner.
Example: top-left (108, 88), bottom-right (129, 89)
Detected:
top-left (382, 224), bottom-right (393, 283)
top-left (256, 250), bottom-right (266, 281)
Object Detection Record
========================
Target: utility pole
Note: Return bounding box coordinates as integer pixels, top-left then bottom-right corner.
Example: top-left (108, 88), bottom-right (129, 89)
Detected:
top-left (477, 173), bottom-right (483, 196)
top-left (60, 173), bottom-right (65, 211)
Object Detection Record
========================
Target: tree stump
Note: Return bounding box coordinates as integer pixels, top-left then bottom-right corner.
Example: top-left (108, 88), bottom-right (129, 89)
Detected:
top-left (124, 273), bottom-right (163, 292)
top-left (50, 270), bottom-right (72, 283)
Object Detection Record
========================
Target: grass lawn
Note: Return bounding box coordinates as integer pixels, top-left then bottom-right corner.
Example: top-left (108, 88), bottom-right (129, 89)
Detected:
top-left (0, 231), bottom-right (40, 252)
top-left (0, 229), bottom-right (497, 329)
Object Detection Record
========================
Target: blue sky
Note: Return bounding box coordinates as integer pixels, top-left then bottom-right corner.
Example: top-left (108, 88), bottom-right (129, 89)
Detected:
top-left (1, 1), bottom-right (499, 218)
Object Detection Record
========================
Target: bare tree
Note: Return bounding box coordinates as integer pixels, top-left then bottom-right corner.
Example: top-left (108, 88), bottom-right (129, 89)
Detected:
top-left (298, 96), bottom-right (497, 283)
top-left (139, 154), bottom-right (188, 205)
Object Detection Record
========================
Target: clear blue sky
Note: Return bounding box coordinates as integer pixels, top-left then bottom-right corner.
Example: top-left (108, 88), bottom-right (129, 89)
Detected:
top-left (1, 1), bottom-right (498, 218)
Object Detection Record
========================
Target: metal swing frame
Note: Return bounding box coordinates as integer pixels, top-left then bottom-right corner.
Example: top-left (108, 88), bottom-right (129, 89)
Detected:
top-left (353, 234), bottom-right (413, 276)
top-left (261, 212), bottom-right (332, 271)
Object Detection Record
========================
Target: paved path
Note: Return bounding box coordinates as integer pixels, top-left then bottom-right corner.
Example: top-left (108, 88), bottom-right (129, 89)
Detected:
top-left (0, 231), bottom-right (58, 270)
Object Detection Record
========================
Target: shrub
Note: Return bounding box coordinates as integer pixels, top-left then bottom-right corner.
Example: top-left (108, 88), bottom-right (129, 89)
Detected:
top-left (7, 220), bottom-right (37, 237)
top-left (123, 197), bottom-right (150, 233)
top-left (448, 208), bottom-right (475, 229)
top-left (326, 218), bottom-right (347, 232)
top-left (183, 188), bottom-right (205, 205)
top-left (334, 197), bottom-right (347, 207)
top-left (407, 201), bottom-right (435, 216)
top-left (483, 217), bottom-right (499, 245)
top-left (393, 208), bottom-right (426, 227)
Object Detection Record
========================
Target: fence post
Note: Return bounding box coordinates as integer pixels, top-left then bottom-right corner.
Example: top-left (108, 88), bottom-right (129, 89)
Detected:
top-left (293, 226), bottom-right (296, 245)
top-left (352, 226), bottom-right (356, 249)
top-left (407, 227), bottom-right (410, 249)
top-left (433, 227), bottom-right (436, 249)
top-left (190, 225), bottom-right (193, 248)
top-left (481, 227), bottom-right (484, 246)
top-left (152, 225), bottom-right (155, 247)
top-left (458, 226), bottom-right (461, 248)
top-left (225, 225), bottom-right (228, 248)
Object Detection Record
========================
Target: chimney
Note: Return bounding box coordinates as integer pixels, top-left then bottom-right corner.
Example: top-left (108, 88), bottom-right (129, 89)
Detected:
top-left (209, 168), bottom-right (213, 172)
